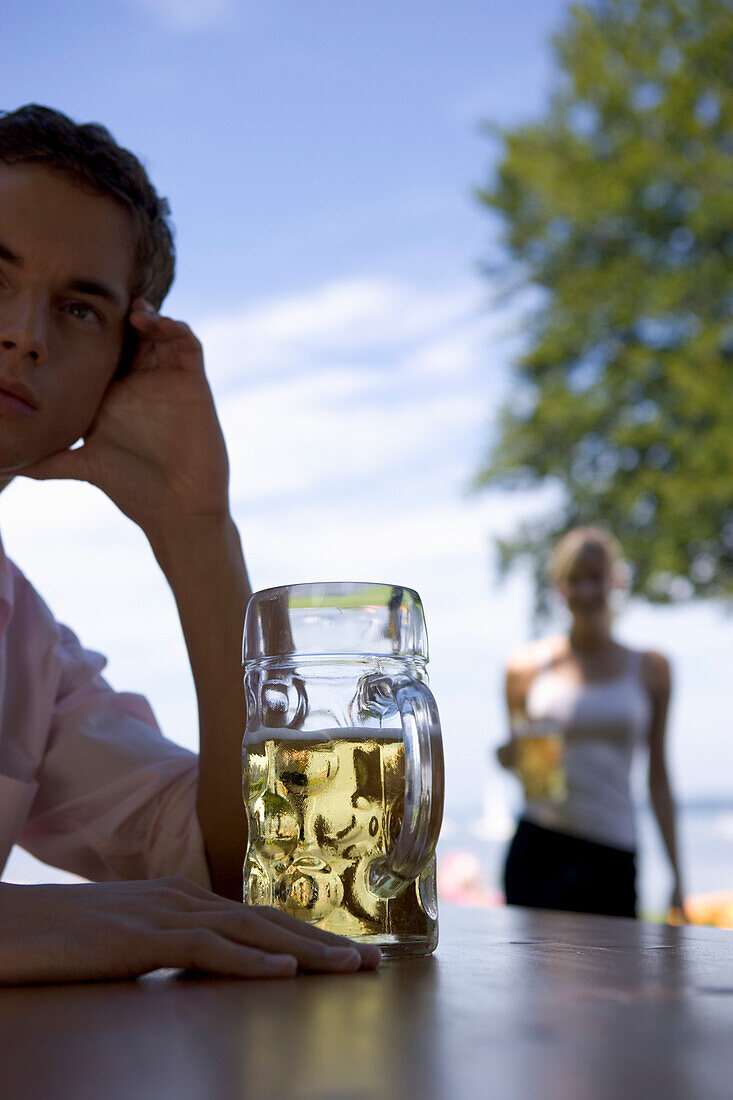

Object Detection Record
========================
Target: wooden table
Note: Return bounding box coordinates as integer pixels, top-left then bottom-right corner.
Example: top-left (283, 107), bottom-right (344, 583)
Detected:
top-left (2, 905), bottom-right (732, 1099)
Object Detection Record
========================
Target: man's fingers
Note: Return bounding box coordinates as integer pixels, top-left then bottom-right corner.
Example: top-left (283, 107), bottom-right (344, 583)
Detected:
top-left (130, 309), bottom-right (201, 348)
top-left (155, 892), bottom-right (380, 972)
top-left (131, 312), bottom-right (193, 340)
top-left (164, 906), bottom-right (364, 972)
top-left (163, 929), bottom-right (297, 979)
top-left (252, 907), bottom-right (382, 968)
top-left (150, 884), bottom-right (381, 974)
top-left (125, 340), bottom-right (158, 374)
top-left (179, 910), bottom-right (364, 973)
top-left (128, 312), bottom-right (204, 376)
top-left (17, 447), bottom-right (90, 483)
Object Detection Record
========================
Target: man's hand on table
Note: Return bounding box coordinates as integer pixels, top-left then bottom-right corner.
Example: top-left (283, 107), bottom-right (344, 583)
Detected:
top-left (0, 879), bottom-right (381, 984)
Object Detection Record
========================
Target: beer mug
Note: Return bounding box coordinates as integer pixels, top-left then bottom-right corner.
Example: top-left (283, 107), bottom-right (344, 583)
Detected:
top-left (242, 582), bottom-right (445, 958)
top-left (510, 716), bottom-right (567, 803)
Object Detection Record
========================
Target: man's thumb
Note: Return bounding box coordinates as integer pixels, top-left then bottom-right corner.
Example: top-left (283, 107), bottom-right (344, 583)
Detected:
top-left (17, 446), bottom-right (90, 483)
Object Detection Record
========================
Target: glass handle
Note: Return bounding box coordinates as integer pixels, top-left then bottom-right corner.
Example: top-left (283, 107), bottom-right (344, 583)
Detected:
top-left (363, 675), bottom-right (444, 899)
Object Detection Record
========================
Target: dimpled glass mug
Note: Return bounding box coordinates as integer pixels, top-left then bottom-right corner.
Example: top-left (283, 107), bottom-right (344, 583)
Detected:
top-left (242, 582), bottom-right (445, 958)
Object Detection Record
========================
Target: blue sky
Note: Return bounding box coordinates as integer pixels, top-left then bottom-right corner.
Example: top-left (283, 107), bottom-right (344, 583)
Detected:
top-left (2, 0), bottom-right (731, 887)
top-left (5, 0), bottom-right (567, 306)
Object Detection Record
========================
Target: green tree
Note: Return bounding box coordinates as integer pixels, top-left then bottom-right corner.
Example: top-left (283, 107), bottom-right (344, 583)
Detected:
top-left (476, 0), bottom-right (733, 609)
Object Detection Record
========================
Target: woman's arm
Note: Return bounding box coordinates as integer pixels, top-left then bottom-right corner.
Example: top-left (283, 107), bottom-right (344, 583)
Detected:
top-left (645, 650), bottom-right (686, 916)
top-left (495, 653), bottom-right (534, 770)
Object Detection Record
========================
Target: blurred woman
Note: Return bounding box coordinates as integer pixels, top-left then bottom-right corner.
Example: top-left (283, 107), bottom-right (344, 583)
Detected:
top-left (497, 526), bottom-right (684, 919)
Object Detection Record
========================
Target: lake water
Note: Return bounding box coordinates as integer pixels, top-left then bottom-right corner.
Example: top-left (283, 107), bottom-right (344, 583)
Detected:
top-left (438, 800), bottom-right (733, 918)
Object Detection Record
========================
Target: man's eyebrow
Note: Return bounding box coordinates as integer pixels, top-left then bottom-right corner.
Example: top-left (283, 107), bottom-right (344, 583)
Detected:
top-left (0, 239), bottom-right (125, 308)
top-left (67, 278), bottom-right (125, 308)
top-left (0, 240), bottom-right (22, 266)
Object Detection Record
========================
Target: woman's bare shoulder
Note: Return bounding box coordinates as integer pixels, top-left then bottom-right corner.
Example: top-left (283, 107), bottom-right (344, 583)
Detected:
top-left (640, 648), bottom-right (671, 694)
top-left (506, 634), bottom-right (564, 677)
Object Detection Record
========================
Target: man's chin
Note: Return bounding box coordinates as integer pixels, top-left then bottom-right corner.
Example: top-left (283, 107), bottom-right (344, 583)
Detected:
top-left (0, 453), bottom-right (49, 479)
top-left (0, 433), bottom-right (82, 476)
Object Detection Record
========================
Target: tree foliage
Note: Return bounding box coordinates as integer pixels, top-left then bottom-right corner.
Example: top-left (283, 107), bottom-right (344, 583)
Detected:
top-left (476, 0), bottom-right (733, 607)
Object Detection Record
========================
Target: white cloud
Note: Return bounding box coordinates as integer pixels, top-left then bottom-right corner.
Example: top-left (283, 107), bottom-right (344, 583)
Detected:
top-left (194, 276), bottom-right (504, 520)
top-left (195, 277), bottom-right (483, 386)
top-left (221, 367), bottom-right (484, 509)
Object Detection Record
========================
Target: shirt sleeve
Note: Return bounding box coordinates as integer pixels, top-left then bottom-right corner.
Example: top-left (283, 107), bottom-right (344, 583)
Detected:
top-left (17, 622), bottom-right (212, 890)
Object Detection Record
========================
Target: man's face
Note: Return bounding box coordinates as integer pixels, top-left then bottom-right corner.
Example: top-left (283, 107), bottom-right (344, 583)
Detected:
top-left (0, 163), bottom-right (136, 476)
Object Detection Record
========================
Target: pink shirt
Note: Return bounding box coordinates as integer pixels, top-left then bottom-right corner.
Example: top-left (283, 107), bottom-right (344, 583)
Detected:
top-left (0, 532), bottom-right (211, 888)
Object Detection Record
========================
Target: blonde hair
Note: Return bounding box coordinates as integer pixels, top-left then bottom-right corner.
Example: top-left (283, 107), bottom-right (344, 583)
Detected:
top-left (549, 526), bottom-right (623, 585)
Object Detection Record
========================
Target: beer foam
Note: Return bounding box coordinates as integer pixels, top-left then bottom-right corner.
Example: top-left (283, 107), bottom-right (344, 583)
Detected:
top-left (246, 725), bottom-right (402, 744)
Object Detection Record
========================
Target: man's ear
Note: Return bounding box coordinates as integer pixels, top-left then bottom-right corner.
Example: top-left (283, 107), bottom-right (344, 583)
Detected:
top-left (114, 320), bottom-right (139, 380)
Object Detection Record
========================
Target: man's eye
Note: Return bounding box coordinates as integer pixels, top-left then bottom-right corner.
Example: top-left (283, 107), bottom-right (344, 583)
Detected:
top-left (65, 301), bottom-right (101, 323)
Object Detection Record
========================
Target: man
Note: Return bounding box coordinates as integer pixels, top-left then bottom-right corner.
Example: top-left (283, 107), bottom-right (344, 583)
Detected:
top-left (0, 104), bottom-right (380, 982)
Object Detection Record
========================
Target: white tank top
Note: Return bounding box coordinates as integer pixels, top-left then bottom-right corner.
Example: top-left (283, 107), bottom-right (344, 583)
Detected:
top-left (522, 645), bottom-right (652, 851)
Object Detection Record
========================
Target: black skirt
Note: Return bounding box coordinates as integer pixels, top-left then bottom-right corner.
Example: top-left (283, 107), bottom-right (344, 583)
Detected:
top-left (503, 817), bottom-right (637, 919)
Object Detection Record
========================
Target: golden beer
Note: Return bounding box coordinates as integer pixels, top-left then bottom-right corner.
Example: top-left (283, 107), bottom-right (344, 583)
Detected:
top-left (243, 728), bottom-right (438, 955)
top-left (513, 730), bottom-right (566, 802)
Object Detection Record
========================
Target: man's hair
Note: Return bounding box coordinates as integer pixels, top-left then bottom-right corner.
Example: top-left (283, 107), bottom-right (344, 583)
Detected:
top-left (0, 104), bottom-right (175, 309)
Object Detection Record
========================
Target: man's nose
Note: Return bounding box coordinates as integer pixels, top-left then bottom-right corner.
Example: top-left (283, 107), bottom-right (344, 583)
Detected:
top-left (0, 295), bottom-right (48, 366)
